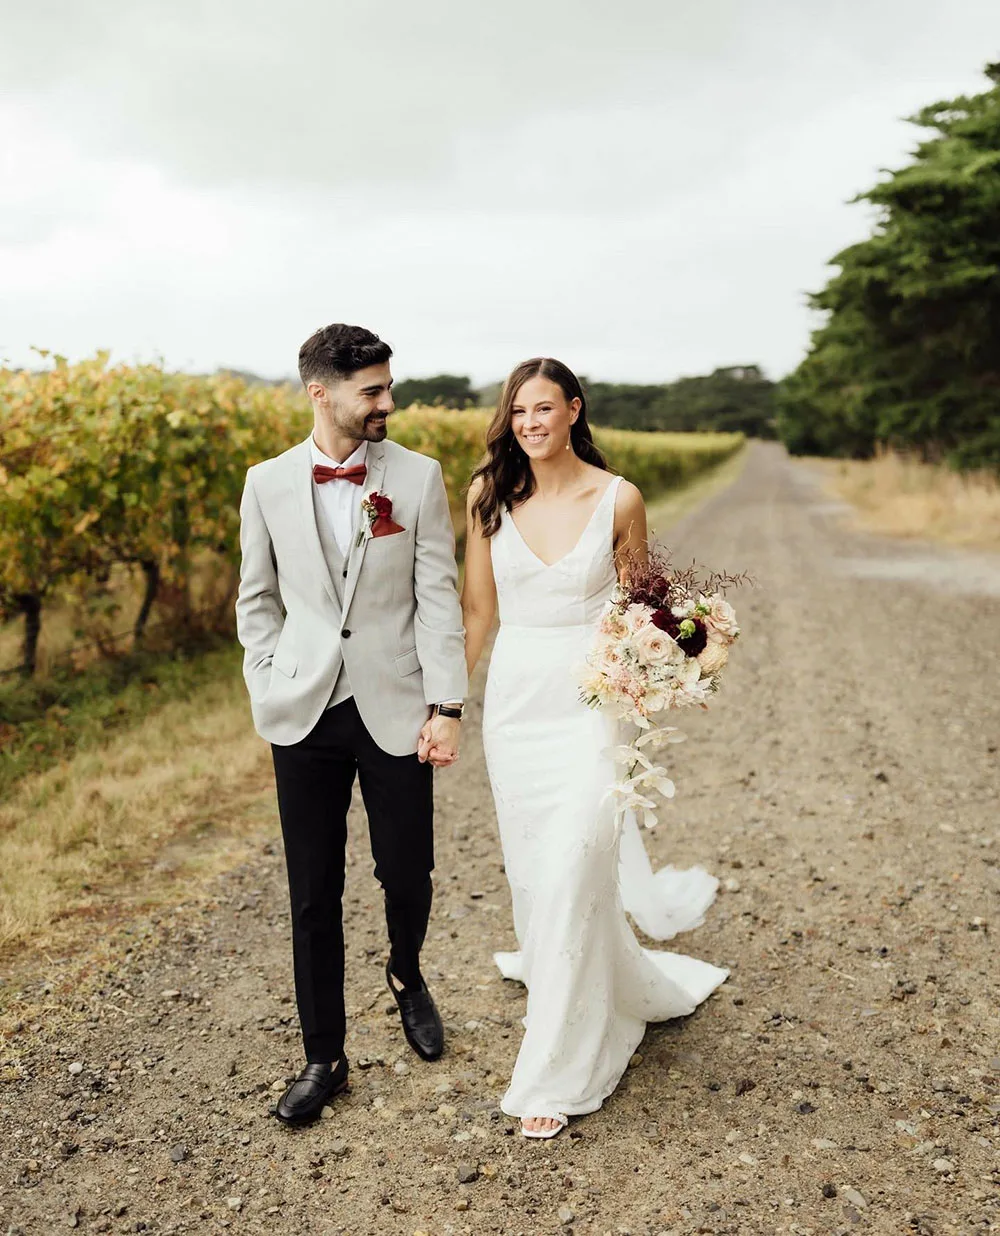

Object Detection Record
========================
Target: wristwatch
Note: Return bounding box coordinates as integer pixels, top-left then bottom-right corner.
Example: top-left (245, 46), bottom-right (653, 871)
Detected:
top-left (435, 702), bottom-right (464, 720)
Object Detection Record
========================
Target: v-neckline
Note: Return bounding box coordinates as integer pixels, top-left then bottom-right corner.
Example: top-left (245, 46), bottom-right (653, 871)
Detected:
top-left (507, 477), bottom-right (619, 569)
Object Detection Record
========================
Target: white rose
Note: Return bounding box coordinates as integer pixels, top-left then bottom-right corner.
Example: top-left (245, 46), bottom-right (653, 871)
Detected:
top-left (623, 603), bottom-right (653, 634)
top-left (632, 622), bottom-right (682, 667)
top-left (700, 593), bottom-right (739, 641)
top-left (600, 609), bottom-right (629, 640)
top-left (592, 631), bottom-right (624, 667)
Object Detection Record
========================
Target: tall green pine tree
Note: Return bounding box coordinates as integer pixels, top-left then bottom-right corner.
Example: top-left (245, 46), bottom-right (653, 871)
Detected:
top-left (778, 63), bottom-right (1000, 470)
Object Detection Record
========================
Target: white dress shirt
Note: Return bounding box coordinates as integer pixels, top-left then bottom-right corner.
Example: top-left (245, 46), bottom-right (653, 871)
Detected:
top-left (310, 437), bottom-right (368, 557)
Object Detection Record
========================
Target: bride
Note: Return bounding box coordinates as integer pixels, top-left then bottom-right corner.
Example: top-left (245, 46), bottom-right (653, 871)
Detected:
top-left (460, 357), bottom-right (728, 1138)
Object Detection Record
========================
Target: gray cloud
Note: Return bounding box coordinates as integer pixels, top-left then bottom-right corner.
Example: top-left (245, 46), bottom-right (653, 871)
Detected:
top-left (2, 0), bottom-right (999, 383)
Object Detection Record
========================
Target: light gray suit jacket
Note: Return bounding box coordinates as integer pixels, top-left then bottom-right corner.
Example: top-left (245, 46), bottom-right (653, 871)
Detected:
top-left (235, 434), bottom-right (468, 754)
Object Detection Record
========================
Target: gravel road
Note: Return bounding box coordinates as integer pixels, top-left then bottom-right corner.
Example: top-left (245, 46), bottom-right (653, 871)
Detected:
top-left (2, 442), bottom-right (998, 1236)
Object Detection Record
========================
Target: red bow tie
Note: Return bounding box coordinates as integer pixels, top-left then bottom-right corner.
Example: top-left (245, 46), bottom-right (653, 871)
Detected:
top-left (313, 463), bottom-right (368, 486)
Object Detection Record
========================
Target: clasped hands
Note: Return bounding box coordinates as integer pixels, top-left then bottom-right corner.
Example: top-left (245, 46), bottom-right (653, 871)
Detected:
top-left (418, 711), bottom-right (461, 767)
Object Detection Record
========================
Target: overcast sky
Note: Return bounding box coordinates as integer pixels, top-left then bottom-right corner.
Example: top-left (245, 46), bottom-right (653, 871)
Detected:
top-left (2, 0), bottom-right (998, 386)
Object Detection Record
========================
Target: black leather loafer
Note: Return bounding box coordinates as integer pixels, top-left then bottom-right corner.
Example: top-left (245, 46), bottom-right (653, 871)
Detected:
top-left (386, 961), bottom-right (444, 1061)
top-left (275, 1057), bottom-right (349, 1127)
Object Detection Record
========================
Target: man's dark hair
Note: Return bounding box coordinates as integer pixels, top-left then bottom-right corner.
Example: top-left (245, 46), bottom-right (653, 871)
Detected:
top-left (298, 324), bottom-right (393, 387)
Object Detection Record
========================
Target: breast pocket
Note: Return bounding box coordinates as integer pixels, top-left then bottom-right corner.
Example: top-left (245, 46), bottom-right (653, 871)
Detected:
top-left (365, 530), bottom-right (412, 554)
top-left (361, 532), bottom-right (414, 600)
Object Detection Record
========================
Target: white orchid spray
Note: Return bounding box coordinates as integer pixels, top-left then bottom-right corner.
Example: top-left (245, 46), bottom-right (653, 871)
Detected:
top-left (602, 727), bottom-right (687, 830)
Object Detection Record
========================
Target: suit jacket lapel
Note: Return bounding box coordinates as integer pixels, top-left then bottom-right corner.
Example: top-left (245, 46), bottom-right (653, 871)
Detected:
top-left (291, 436), bottom-right (340, 609)
top-left (341, 440), bottom-right (386, 621)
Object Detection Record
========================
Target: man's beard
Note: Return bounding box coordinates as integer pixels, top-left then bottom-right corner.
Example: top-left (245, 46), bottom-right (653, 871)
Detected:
top-left (358, 412), bottom-right (389, 442)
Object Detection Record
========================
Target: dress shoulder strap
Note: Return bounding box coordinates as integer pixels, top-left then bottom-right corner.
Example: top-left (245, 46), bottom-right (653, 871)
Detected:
top-left (587, 473), bottom-right (624, 563)
top-left (604, 473), bottom-right (625, 528)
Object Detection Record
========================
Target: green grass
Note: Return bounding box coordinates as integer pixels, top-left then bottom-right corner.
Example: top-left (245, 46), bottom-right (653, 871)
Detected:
top-left (0, 640), bottom-right (241, 801)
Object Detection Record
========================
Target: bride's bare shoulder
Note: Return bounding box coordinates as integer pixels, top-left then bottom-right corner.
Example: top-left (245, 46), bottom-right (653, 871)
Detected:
top-left (612, 477), bottom-right (645, 521)
top-left (614, 475), bottom-right (643, 504)
top-left (589, 465), bottom-right (641, 506)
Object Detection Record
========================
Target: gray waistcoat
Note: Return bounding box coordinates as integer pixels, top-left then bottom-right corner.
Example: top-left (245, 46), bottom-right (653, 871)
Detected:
top-left (312, 487), bottom-right (355, 710)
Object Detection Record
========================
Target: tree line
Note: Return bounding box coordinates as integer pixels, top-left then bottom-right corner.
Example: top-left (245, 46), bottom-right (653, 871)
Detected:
top-left (391, 366), bottom-right (777, 438)
top-left (777, 62), bottom-right (1000, 472)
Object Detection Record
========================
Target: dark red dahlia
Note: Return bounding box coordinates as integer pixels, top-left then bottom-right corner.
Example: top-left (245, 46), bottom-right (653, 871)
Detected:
top-left (650, 608), bottom-right (680, 638)
top-left (676, 616), bottom-right (708, 657)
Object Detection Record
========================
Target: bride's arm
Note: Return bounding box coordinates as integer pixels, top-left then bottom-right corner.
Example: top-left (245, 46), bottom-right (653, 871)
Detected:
top-left (613, 479), bottom-right (649, 581)
top-left (461, 478), bottom-right (497, 676)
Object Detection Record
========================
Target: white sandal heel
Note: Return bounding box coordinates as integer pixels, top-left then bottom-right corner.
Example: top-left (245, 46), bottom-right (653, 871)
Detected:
top-left (520, 1114), bottom-right (568, 1140)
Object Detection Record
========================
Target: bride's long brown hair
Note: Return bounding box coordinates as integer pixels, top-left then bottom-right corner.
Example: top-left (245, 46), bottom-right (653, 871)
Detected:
top-left (470, 357), bottom-right (609, 536)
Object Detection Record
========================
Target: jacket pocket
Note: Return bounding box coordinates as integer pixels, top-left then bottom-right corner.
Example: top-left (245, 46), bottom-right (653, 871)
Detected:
top-left (394, 648), bottom-right (420, 678)
top-left (365, 530), bottom-right (412, 553)
top-left (272, 644), bottom-right (298, 678)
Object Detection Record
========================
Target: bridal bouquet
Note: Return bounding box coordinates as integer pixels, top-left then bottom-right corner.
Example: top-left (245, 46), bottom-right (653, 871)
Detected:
top-left (579, 548), bottom-right (746, 830)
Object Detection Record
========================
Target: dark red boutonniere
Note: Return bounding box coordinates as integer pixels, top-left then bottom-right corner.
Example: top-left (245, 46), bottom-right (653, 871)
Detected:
top-left (357, 489), bottom-right (405, 546)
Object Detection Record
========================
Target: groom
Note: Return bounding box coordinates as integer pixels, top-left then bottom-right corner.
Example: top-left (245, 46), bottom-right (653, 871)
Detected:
top-left (236, 323), bottom-right (468, 1126)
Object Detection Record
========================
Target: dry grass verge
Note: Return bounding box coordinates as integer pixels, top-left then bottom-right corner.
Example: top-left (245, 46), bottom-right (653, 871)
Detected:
top-left (816, 450), bottom-right (1000, 551)
top-left (0, 663), bottom-right (274, 957)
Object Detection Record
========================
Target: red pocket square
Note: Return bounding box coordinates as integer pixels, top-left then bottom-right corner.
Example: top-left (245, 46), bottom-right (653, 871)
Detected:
top-left (371, 516), bottom-right (405, 538)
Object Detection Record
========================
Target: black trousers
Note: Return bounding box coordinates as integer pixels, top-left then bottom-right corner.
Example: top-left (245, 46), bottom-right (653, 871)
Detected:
top-left (271, 697), bottom-right (434, 1063)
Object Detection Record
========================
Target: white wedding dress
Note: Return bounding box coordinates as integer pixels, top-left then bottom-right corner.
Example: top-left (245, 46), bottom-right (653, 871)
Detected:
top-left (482, 475), bottom-right (728, 1121)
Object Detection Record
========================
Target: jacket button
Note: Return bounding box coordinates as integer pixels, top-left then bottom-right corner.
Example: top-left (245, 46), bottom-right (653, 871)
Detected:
top-left (342, 568), bottom-right (348, 578)
top-left (342, 628), bottom-right (352, 639)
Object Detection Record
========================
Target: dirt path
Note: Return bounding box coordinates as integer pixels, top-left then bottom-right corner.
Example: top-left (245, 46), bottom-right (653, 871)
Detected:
top-left (2, 442), bottom-right (998, 1236)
